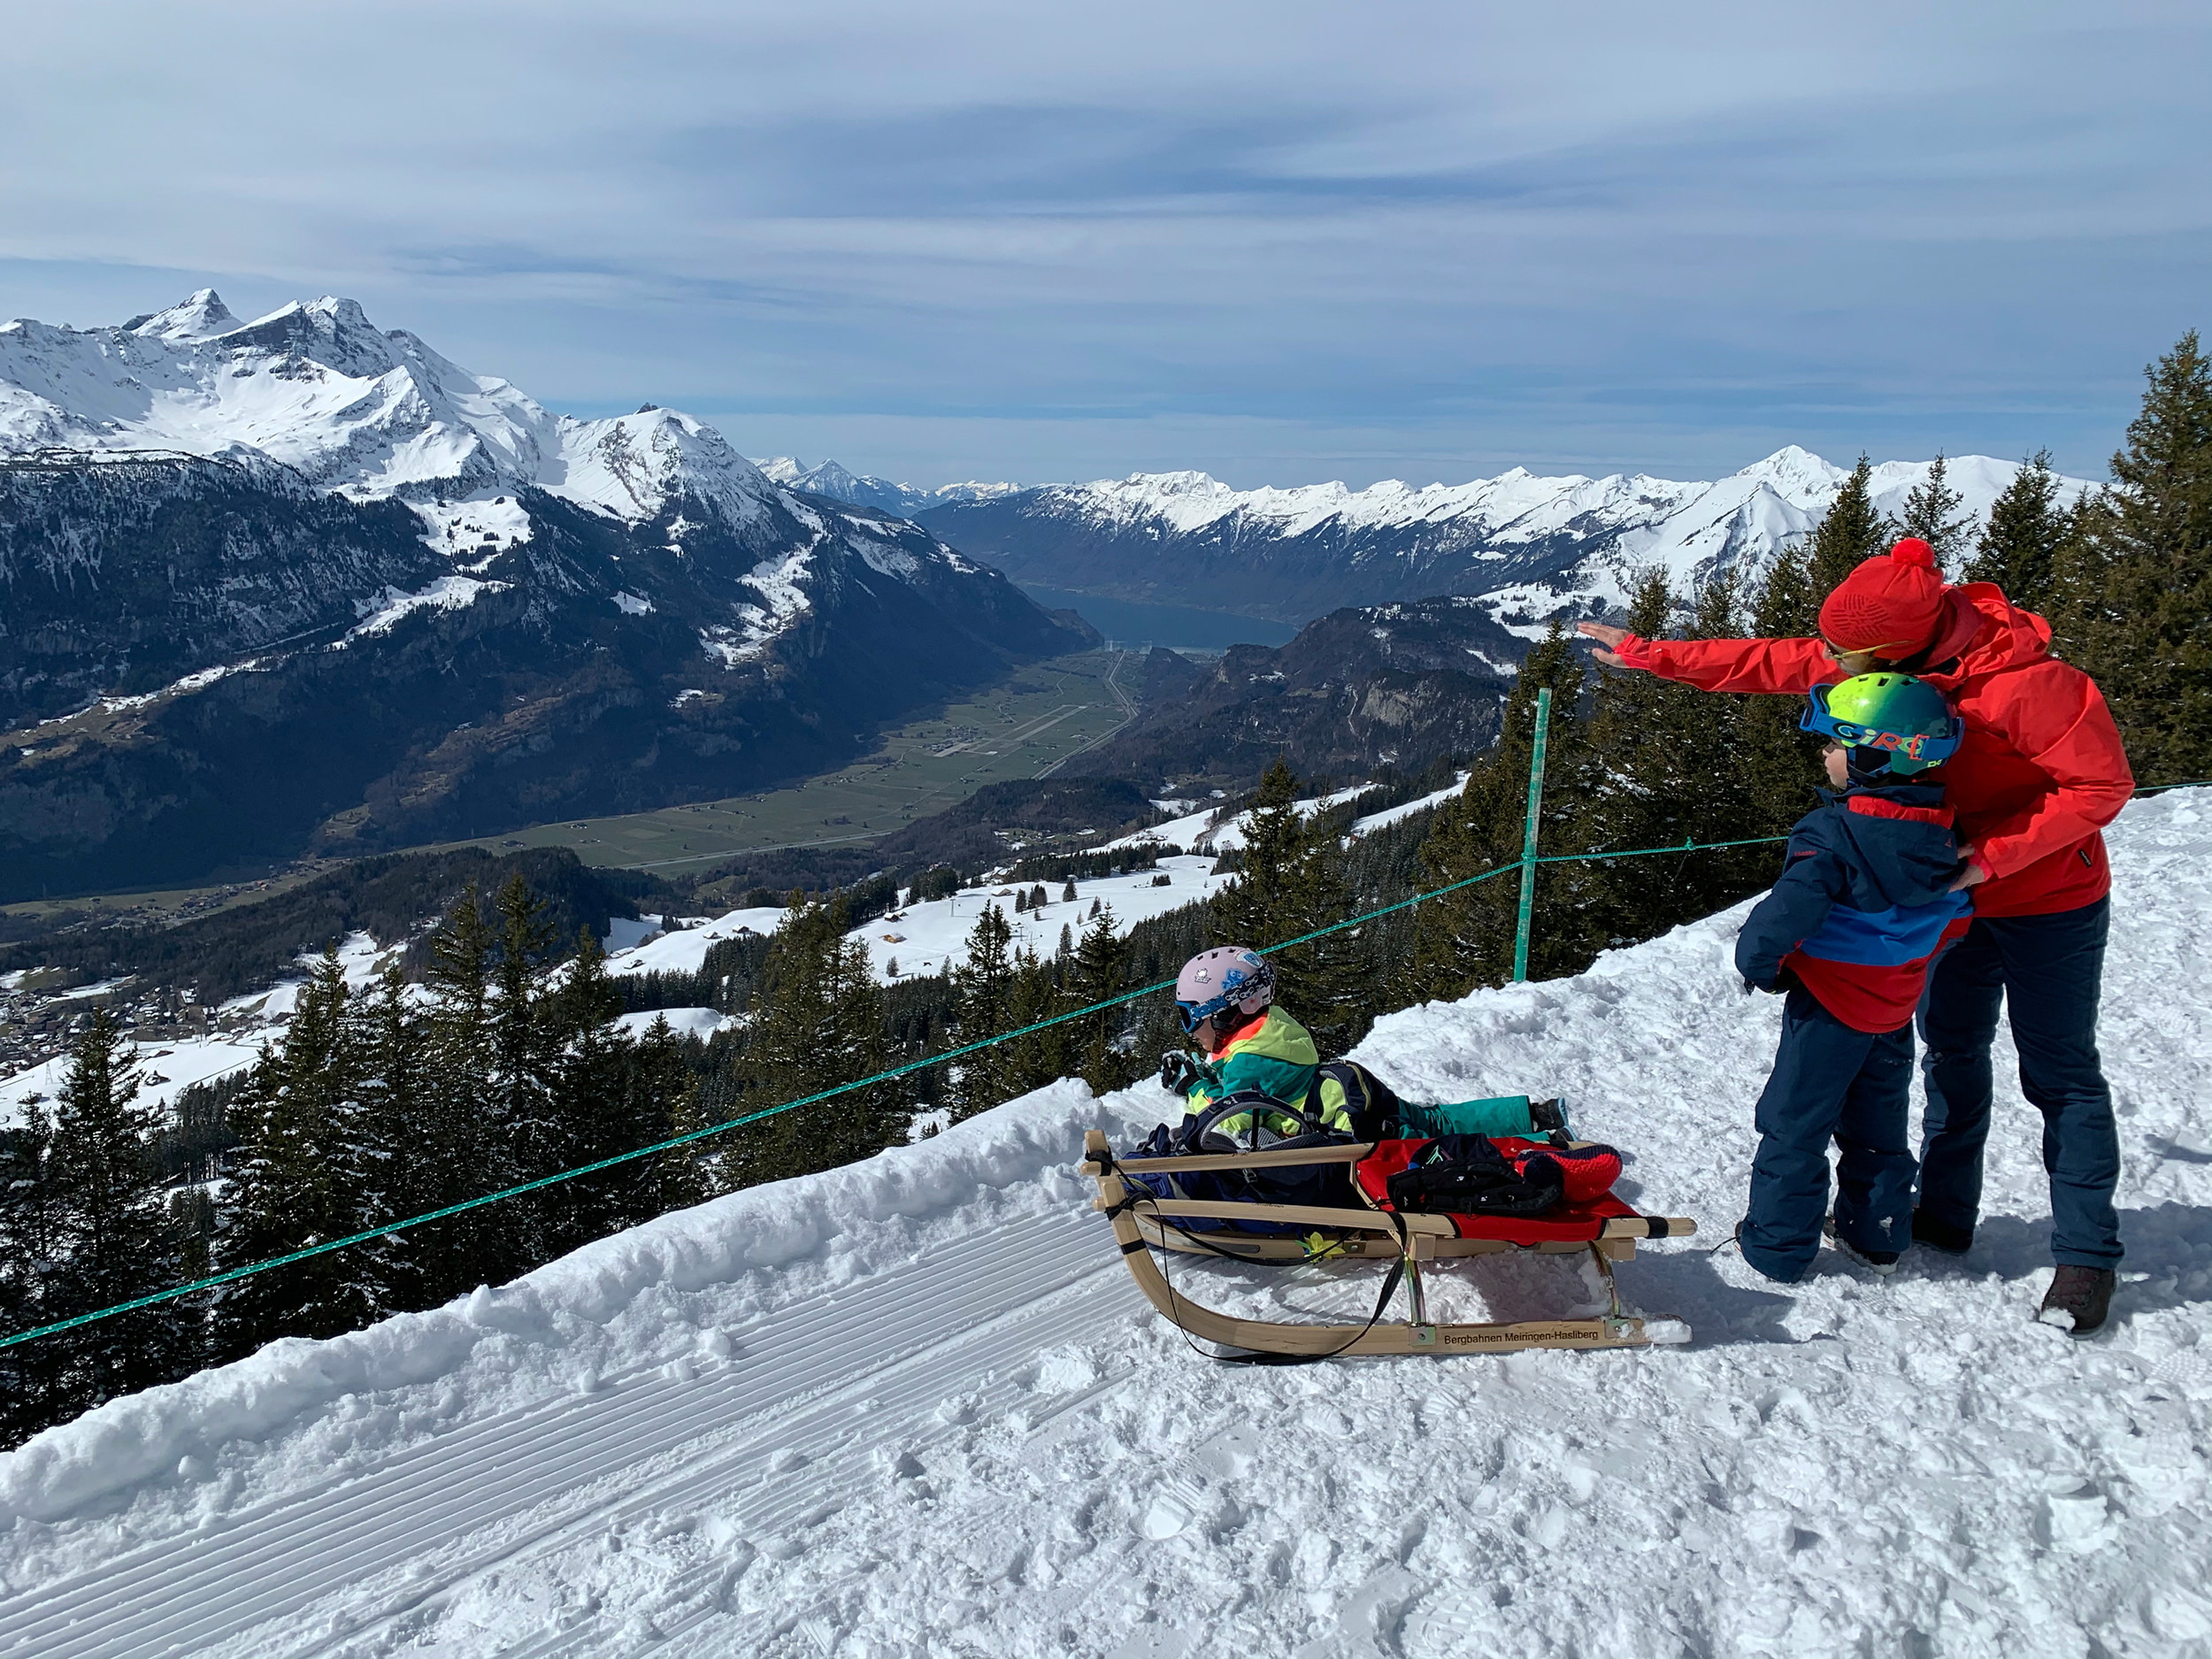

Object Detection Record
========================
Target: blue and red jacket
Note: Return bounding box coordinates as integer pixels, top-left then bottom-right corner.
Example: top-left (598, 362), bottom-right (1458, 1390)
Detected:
top-left (1735, 782), bottom-right (1974, 1033)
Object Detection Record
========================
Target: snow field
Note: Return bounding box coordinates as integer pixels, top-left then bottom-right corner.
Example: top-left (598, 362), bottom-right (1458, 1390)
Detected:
top-left (0, 792), bottom-right (2207, 1657)
top-left (846, 856), bottom-right (1231, 982)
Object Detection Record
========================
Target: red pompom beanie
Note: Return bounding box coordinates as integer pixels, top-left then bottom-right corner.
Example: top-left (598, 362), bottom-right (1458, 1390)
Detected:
top-left (1818, 537), bottom-right (1948, 656)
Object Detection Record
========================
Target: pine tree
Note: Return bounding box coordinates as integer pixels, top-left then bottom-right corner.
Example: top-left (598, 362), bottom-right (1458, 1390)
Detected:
top-left (744, 895), bottom-right (890, 1177)
top-left (354, 958), bottom-right (434, 1304)
top-left (2066, 332), bottom-right (2212, 780)
top-left (419, 884), bottom-right (510, 1299)
top-left (1962, 450), bottom-right (2068, 610)
top-left (216, 950), bottom-right (391, 1354)
top-left (491, 876), bottom-right (561, 1221)
top-left (1209, 757), bottom-right (1369, 1052)
top-left (995, 949), bottom-right (1071, 1099)
top-left (1211, 758), bottom-right (1304, 950)
top-left (44, 1009), bottom-right (197, 1409)
top-left (0, 1104), bottom-right (58, 1442)
top-left (949, 902), bottom-right (1018, 1118)
top-left (539, 926), bottom-right (650, 1254)
top-left (1064, 908), bottom-right (1133, 1094)
top-left (1804, 456), bottom-right (1894, 606)
top-left (1900, 451), bottom-right (1972, 572)
top-left (1413, 622), bottom-right (1604, 996)
top-left (1733, 542), bottom-right (1826, 839)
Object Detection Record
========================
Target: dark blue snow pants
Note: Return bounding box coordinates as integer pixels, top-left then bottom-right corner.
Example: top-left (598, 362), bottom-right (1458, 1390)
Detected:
top-left (1740, 987), bottom-right (1917, 1283)
top-left (1916, 898), bottom-right (2121, 1270)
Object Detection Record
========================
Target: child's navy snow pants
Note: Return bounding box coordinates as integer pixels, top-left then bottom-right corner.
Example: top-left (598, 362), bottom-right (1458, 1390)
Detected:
top-left (1916, 897), bottom-right (2121, 1270)
top-left (1741, 987), bottom-right (1917, 1283)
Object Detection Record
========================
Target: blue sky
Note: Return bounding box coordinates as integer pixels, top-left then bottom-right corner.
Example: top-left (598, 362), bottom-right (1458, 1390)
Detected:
top-left (3, 2), bottom-right (2206, 488)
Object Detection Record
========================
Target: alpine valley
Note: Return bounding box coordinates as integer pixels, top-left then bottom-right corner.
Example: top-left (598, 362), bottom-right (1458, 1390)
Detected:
top-left (0, 294), bottom-right (1090, 902)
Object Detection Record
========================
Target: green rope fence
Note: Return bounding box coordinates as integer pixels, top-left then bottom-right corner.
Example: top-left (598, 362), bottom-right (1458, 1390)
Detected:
top-left (7, 773), bottom-right (2208, 1352)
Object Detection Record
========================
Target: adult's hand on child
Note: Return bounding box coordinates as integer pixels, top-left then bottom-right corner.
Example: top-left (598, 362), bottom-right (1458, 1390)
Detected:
top-left (1576, 621), bottom-right (1638, 669)
top-left (1949, 845), bottom-right (1988, 893)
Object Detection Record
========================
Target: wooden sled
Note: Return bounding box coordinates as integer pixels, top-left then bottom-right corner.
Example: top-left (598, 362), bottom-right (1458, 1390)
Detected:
top-left (1080, 1129), bottom-right (1697, 1358)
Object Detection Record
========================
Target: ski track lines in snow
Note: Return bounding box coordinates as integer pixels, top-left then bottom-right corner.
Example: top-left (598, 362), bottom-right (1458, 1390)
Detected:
top-left (4, 793), bottom-right (2212, 1658)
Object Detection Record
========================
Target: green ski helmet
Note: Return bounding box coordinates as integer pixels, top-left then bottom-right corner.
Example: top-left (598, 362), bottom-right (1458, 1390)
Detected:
top-left (1801, 672), bottom-right (1963, 779)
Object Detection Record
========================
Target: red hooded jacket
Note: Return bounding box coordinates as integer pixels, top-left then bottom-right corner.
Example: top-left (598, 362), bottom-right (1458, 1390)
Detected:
top-left (1611, 584), bottom-right (2133, 918)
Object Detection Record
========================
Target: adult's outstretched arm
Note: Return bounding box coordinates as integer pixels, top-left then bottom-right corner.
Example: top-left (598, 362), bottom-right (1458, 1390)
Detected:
top-left (1577, 624), bottom-right (1832, 695)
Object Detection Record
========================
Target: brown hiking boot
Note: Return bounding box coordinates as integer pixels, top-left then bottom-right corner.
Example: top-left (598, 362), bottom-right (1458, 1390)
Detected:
top-left (2037, 1265), bottom-right (2115, 1337)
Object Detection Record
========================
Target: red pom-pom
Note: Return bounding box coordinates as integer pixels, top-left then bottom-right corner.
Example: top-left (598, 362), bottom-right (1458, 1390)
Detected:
top-left (1890, 536), bottom-right (1936, 569)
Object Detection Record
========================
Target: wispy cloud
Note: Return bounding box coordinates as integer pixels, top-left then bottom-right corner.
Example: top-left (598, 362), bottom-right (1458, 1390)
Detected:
top-left (1, 2), bottom-right (2205, 486)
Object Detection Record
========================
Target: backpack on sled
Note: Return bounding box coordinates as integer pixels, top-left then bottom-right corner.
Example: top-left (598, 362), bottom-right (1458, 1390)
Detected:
top-left (1124, 1090), bottom-right (1358, 1235)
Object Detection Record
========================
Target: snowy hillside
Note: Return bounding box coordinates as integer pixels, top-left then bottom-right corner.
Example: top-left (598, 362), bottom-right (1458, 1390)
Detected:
top-left (0, 291), bottom-right (773, 530)
top-left (3, 789), bottom-right (2208, 1658)
top-left (918, 447), bottom-right (2096, 634)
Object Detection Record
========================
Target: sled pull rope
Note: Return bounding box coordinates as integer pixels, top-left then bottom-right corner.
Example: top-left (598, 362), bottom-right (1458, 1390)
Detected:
top-left (12, 769), bottom-right (2208, 1351)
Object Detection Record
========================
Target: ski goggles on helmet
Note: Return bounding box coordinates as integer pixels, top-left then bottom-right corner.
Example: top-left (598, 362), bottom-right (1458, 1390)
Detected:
top-left (1177, 995), bottom-right (1232, 1033)
top-left (1799, 682), bottom-right (1964, 766)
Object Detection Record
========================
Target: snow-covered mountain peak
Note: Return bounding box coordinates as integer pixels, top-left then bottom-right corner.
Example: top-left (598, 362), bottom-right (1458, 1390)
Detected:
top-left (122, 288), bottom-right (240, 342)
top-left (0, 293), bottom-right (797, 533)
top-left (550, 407), bottom-right (771, 526)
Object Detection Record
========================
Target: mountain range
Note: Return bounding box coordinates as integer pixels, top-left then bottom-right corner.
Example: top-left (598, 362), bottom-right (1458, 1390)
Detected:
top-left (907, 449), bottom-right (2093, 630)
top-left (0, 294), bottom-right (1088, 901)
top-left (752, 457), bottom-right (1018, 519)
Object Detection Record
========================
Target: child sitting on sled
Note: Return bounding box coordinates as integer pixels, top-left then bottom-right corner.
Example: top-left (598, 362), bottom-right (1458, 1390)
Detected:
top-left (1156, 948), bottom-right (1339, 1141)
top-left (1156, 947), bottom-right (1564, 1146)
top-left (1733, 672), bottom-right (1975, 1282)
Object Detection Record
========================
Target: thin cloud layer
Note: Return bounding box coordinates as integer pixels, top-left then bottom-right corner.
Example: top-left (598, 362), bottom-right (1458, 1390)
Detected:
top-left (2, 1), bottom-right (2207, 486)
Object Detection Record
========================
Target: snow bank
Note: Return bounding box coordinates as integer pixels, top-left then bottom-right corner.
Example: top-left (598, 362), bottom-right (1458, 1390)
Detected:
top-left (0, 1080), bottom-right (1113, 1531)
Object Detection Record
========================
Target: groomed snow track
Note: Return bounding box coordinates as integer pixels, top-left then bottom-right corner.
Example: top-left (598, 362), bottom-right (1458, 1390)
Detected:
top-left (1, 1201), bottom-right (1136, 1659)
top-left (5, 792), bottom-right (2212, 1659)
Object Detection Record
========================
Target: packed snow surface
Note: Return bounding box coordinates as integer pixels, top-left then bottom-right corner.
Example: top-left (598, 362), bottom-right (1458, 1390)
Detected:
top-left (4, 791), bottom-right (2210, 1658)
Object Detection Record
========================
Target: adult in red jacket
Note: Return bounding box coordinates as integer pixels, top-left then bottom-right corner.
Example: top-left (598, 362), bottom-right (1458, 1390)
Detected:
top-left (1579, 537), bottom-right (2133, 1333)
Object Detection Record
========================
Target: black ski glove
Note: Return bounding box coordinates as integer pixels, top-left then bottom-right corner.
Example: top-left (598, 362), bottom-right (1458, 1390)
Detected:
top-left (1158, 1050), bottom-right (1206, 1095)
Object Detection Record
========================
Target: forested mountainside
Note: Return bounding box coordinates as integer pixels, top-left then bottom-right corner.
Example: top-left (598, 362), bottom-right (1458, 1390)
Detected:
top-left (1071, 597), bottom-right (1523, 792)
top-left (0, 296), bottom-right (1090, 900)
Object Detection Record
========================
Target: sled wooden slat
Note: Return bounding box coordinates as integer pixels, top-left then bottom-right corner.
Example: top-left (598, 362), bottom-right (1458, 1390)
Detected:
top-left (1133, 1214), bottom-right (1640, 1262)
top-left (1095, 1194), bottom-right (1458, 1235)
top-left (1084, 1129), bottom-right (1694, 1359)
top-left (1078, 1142), bottom-right (1375, 1178)
top-left (1603, 1216), bottom-right (1698, 1239)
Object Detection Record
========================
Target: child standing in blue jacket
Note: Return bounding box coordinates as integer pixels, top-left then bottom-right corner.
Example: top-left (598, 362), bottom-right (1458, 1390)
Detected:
top-left (1734, 673), bottom-right (1974, 1282)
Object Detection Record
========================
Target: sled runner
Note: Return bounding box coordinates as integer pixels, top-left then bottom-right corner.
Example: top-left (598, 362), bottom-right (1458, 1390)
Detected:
top-left (1080, 1129), bottom-right (1697, 1359)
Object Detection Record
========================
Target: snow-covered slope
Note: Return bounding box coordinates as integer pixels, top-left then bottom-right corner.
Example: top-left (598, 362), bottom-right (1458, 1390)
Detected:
top-left (4, 790), bottom-right (2208, 1658)
top-left (0, 292), bottom-right (775, 527)
top-left (920, 447), bottom-right (2097, 634)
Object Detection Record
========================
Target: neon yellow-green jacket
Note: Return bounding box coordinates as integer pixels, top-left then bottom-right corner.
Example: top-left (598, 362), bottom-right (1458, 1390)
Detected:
top-left (1175, 1006), bottom-right (1356, 1137)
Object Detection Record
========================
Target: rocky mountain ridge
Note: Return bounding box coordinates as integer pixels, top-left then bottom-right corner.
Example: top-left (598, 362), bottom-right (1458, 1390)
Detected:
top-left (913, 448), bottom-right (2093, 629)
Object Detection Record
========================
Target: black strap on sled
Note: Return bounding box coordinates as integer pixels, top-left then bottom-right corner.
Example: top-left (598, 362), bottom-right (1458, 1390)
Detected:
top-left (1100, 1140), bottom-right (1416, 1366)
